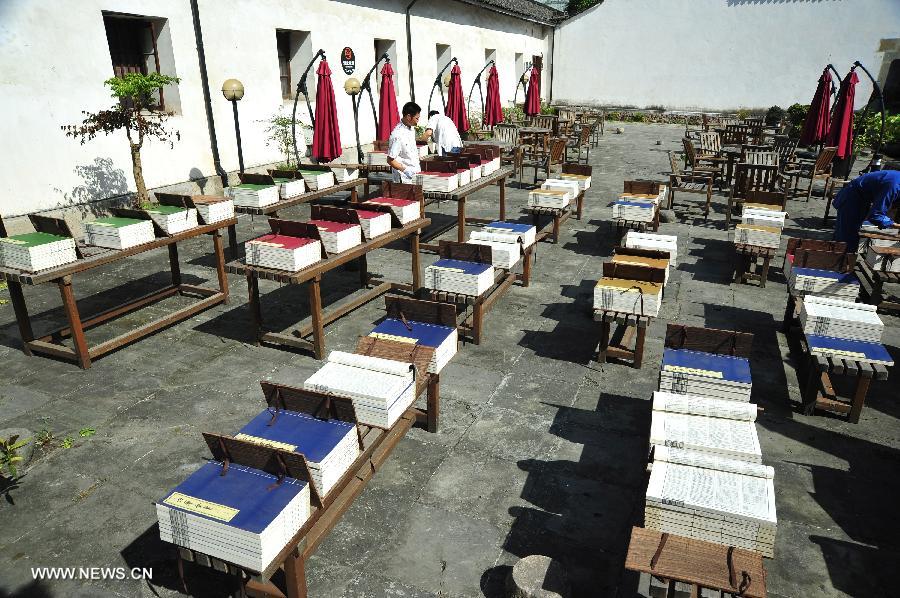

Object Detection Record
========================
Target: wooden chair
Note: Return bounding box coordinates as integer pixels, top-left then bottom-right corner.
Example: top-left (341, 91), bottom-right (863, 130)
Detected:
top-left (697, 131), bottom-right (722, 156)
top-left (774, 138), bottom-right (798, 171)
top-left (726, 163), bottom-right (783, 228)
top-left (529, 114), bottom-right (556, 131)
top-left (565, 125), bottom-right (591, 164)
top-left (588, 112), bottom-right (605, 146)
top-left (522, 138), bottom-right (567, 185)
top-left (494, 124), bottom-right (523, 180)
top-left (667, 151), bottom-right (714, 220)
top-left (783, 146), bottom-right (836, 202)
top-left (721, 124), bottom-right (754, 146)
top-left (682, 138), bottom-right (724, 187)
top-left (744, 151), bottom-right (779, 167)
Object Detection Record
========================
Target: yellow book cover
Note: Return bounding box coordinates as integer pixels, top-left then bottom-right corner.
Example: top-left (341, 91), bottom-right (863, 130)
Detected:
top-left (594, 277), bottom-right (661, 295)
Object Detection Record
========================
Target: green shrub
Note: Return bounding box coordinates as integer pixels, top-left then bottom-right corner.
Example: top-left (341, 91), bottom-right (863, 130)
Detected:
top-left (0, 435), bottom-right (30, 479)
top-left (765, 106), bottom-right (785, 126)
top-left (786, 103), bottom-right (810, 139)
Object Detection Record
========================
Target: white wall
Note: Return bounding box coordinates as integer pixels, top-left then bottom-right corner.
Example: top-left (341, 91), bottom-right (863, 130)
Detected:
top-left (552, 0), bottom-right (900, 112)
top-left (0, 0), bottom-right (549, 217)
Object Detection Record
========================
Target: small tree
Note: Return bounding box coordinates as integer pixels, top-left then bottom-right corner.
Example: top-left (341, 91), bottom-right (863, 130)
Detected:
top-left (62, 73), bottom-right (180, 207)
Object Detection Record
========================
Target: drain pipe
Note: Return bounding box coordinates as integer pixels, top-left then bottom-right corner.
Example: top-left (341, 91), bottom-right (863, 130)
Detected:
top-left (548, 26), bottom-right (555, 104)
top-left (190, 0), bottom-right (228, 188)
top-left (406, 0), bottom-right (420, 102)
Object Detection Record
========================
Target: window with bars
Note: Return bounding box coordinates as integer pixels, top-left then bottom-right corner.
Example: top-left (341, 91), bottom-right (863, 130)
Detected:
top-left (277, 30), bottom-right (292, 99)
top-left (103, 13), bottom-right (172, 111)
top-left (275, 30), bottom-right (311, 102)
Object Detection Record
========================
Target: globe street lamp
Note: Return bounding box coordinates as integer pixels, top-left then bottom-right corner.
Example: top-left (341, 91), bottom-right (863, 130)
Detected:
top-left (222, 78), bottom-right (245, 173)
top-left (344, 77), bottom-right (363, 163)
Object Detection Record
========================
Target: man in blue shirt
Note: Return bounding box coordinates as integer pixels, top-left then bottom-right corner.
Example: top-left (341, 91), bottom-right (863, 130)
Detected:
top-left (833, 170), bottom-right (900, 251)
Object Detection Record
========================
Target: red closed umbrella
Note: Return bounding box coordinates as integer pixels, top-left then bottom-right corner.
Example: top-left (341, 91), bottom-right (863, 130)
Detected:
top-left (376, 61), bottom-right (399, 142)
top-left (311, 59), bottom-right (342, 162)
top-left (798, 68), bottom-right (832, 147)
top-left (444, 64), bottom-right (469, 133)
top-left (825, 70), bottom-right (859, 159)
top-left (525, 67), bottom-right (541, 116)
top-left (483, 65), bottom-right (503, 127)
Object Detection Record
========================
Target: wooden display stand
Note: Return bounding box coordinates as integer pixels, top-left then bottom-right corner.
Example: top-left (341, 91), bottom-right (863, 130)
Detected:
top-left (528, 163), bottom-right (593, 244)
top-left (0, 213), bottom-right (232, 369)
top-left (225, 210), bottom-right (429, 359)
top-left (781, 248), bottom-right (856, 332)
top-left (625, 527), bottom-right (767, 598)
top-left (426, 240), bottom-right (531, 344)
top-left (733, 243), bottom-right (776, 288)
top-left (856, 230), bottom-right (900, 312)
top-left (665, 324), bottom-right (753, 360)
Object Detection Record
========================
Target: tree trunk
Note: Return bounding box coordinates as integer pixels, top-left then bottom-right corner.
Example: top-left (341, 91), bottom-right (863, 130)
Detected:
top-left (130, 143), bottom-right (150, 208)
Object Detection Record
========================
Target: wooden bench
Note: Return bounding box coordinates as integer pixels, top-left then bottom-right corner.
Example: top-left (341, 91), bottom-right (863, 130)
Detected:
top-left (733, 243), bottom-right (776, 288)
top-left (612, 217), bottom-right (659, 245)
top-left (856, 231), bottom-right (900, 313)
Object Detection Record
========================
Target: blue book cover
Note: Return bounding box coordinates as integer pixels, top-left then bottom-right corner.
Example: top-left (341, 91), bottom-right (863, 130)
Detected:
top-left (431, 258), bottom-right (492, 275)
top-left (807, 335), bottom-right (894, 364)
top-left (370, 318), bottom-right (455, 349)
top-left (661, 349), bottom-right (752, 384)
top-left (792, 267), bottom-right (860, 285)
top-left (236, 410), bottom-right (354, 463)
top-left (159, 462), bottom-right (306, 533)
top-left (487, 221), bottom-right (534, 234)
top-left (615, 200), bottom-right (653, 208)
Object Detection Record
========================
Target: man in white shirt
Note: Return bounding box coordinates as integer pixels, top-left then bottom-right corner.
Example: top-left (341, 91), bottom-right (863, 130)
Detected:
top-left (387, 102), bottom-right (423, 183)
top-left (425, 110), bottom-right (463, 156)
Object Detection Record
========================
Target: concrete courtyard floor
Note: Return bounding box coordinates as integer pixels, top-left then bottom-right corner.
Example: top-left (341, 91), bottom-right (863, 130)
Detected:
top-left (0, 122), bottom-right (897, 598)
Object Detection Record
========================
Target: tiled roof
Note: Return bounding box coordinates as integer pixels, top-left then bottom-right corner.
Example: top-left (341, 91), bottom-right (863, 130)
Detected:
top-left (457, 0), bottom-right (567, 25)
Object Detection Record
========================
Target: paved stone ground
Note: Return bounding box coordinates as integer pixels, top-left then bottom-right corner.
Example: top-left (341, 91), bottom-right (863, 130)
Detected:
top-left (0, 123), bottom-right (897, 598)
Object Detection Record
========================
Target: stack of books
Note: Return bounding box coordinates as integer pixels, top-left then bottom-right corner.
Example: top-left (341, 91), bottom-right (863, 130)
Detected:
top-left (298, 169), bottom-right (335, 191)
top-left (593, 278), bottom-right (662, 317)
top-left (191, 196), bottom-right (235, 224)
top-left (330, 166), bottom-right (359, 183)
top-left (542, 179), bottom-right (581, 201)
top-left (362, 197), bottom-right (419, 225)
top-left (84, 217), bottom-right (156, 250)
top-left (620, 191), bottom-right (663, 206)
top-left (156, 461), bottom-right (311, 572)
top-left (484, 221), bottom-right (536, 247)
top-left (228, 183), bottom-right (280, 208)
top-left (452, 166), bottom-right (471, 187)
top-left (235, 409), bottom-right (360, 497)
top-left (527, 188), bottom-right (569, 209)
top-left (416, 143), bottom-right (429, 158)
top-left (481, 156), bottom-right (501, 176)
top-left (144, 205), bottom-right (199, 235)
top-left (734, 223), bottom-right (781, 249)
top-left (368, 318), bottom-right (458, 374)
top-left (307, 219), bottom-right (362, 254)
top-left (245, 234), bottom-right (322, 271)
top-left (416, 171), bottom-right (459, 193)
top-left (365, 151), bottom-right (389, 166)
top-left (788, 266), bottom-right (860, 300)
top-left (645, 446), bottom-right (777, 557)
top-left (465, 160), bottom-right (482, 182)
top-left (611, 252), bottom-right (670, 285)
top-left (560, 172), bottom-right (591, 190)
top-left (354, 210), bottom-right (392, 240)
top-left (659, 348), bottom-right (752, 402)
top-left (424, 258), bottom-right (494, 296)
top-left (270, 175), bottom-right (305, 199)
top-left (864, 245), bottom-right (900, 273)
top-left (625, 232), bottom-right (678, 267)
top-left (0, 232), bottom-right (78, 272)
top-left (741, 207), bottom-right (786, 229)
top-left (467, 230), bottom-right (523, 270)
top-left (304, 351), bottom-right (417, 428)
top-left (799, 296), bottom-right (884, 343)
top-left (650, 391), bottom-right (762, 463)
top-left (805, 334), bottom-right (895, 366)
top-left (612, 199), bottom-right (656, 222)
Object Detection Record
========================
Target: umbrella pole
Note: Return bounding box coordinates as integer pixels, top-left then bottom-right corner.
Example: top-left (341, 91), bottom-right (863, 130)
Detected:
top-left (467, 60), bottom-right (494, 131)
top-left (853, 60), bottom-right (886, 171)
top-left (427, 57), bottom-right (457, 116)
top-left (359, 53), bottom-right (389, 140)
top-left (291, 48), bottom-right (326, 165)
top-left (512, 67), bottom-right (531, 116)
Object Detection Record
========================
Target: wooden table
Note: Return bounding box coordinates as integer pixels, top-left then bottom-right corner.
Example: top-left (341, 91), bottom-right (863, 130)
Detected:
top-left (733, 243), bottom-right (776, 288)
top-left (228, 178), bottom-right (366, 254)
top-left (625, 527), bottom-right (767, 598)
top-left (225, 218), bottom-right (429, 359)
top-left (419, 166), bottom-right (513, 251)
top-left (856, 232), bottom-right (900, 313)
top-left (611, 214), bottom-right (659, 245)
top-left (593, 310), bottom-right (650, 368)
top-left (0, 218), bottom-right (234, 369)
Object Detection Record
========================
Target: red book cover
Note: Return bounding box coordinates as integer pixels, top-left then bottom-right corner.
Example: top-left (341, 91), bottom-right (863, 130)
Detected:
top-left (247, 234), bottom-right (315, 250)
top-left (308, 219), bottom-right (358, 233)
top-left (355, 210), bottom-right (389, 220)
top-left (365, 197), bottom-right (417, 207)
top-left (419, 172), bottom-right (454, 178)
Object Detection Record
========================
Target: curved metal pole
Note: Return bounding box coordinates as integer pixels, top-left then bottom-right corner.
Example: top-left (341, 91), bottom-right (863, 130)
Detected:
top-left (357, 53), bottom-right (390, 137)
top-left (853, 60), bottom-right (886, 168)
top-left (427, 57), bottom-right (458, 116)
top-left (512, 66), bottom-right (531, 113)
top-left (467, 60), bottom-right (494, 129)
top-left (826, 63), bottom-right (841, 97)
top-left (292, 48), bottom-right (325, 165)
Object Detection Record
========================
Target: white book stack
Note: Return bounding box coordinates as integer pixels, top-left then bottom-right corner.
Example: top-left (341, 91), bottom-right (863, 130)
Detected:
top-left (484, 222), bottom-right (536, 247)
top-left (799, 296), bottom-right (884, 343)
top-left (659, 349), bottom-right (752, 402)
top-left (612, 199), bottom-right (656, 222)
top-left (454, 168), bottom-right (471, 187)
top-left (542, 179), bottom-right (581, 201)
top-left (304, 351), bottom-right (418, 429)
top-left (330, 166), bottom-right (359, 183)
top-left (528, 189), bottom-right (569, 209)
top-left (85, 217), bottom-right (156, 250)
top-left (0, 233), bottom-right (78, 272)
top-left (467, 230), bottom-right (523, 270)
top-left (365, 151), bottom-right (389, 166)
top-left (271, 177), bottom-right (305, 199)
top-left (788, 267), bottom-right (860, 300)
top-left (307, 220), bottom-right (362, 254)
top-left (620, 191), bottom-right (664, 206)
top-left (650, 392), bottom-right (762, 463)
top-left (228, 184), bottom-right (280, 208)
top-left (481, 157), bottom-right (501, 176)
top-left (417, 144), bottom-right (429, 158)
top-left (741, 208), bottom-right (786, 229)
top-left (560, 173), bottom-right (591, 190)
top-left (424, 258), bottom-right (495, 296)
top-left (865, 245), bottom-right (900, 273)
top-left (593, 278), bottom-right (662, 317)
top-left (416, 172), bottom-right (459, 193)
top-left (625, 232), bottom-right (678, 267)
top-left (298, 170), bottom-right (335, 191)
top-left (467, 162), bottom-right (482, 182)
top-left (363, 197), bottom-right (420, 225)
top-left (245, 234), bottom-right (322, 272)
top-left (646, 447), bottom-right (777, 557)
top-left (145, 206), bottom-right (199, 235)
top-left (354, 210), bottom-right (392, 240)
top-left (734, 224), bottom-right (780, 249)
top-left (192, 197), bottom-right (235, 224)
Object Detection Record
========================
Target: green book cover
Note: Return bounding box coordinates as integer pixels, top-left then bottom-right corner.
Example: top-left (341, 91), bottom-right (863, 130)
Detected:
top-left (0, 232), bottom-right (70, 248)
top-left (88, 217), bottom-right (146, 228)
top-left (297, 170), bottom-right (326, 177)
top-left (144, 205), bottom-right (187, 215)
top-left (235, 183), bottom-right (274, 190)
top-left (272, 177), bottom-right (292, 183)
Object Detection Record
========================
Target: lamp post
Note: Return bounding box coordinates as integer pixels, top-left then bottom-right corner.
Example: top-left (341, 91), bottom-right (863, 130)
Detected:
top-left (344, 77), bottom-right (363, 163)
top-left (222, 78), bottom-right (245, 173)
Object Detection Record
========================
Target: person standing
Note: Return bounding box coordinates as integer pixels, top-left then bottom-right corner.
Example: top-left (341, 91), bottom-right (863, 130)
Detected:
top-left (424, 110), bottom-right (463, 156)
top-left (833, 170), bottom-right (900, 251)
top-left (387, 102), bottom-right (423, 183)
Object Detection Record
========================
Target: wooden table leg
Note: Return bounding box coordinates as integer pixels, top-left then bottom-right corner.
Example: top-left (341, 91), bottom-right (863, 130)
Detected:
top-left (576, 191), bottom-right (584, 220)
top-left (759, 254), bottom-right (771, 289)
top-left (552, 214), bottom-right (560, 244)
top-left (802, 357), bottom-right (821, 415)
top-left (358, 253), bottom-right (368, 288)
top-left (457, 196), bottom-right (467, 243)
top-left (472, 300), bottom-right (484, 345)
top-left (411, 230), bottom-right (422, 295)
top-left (228, 223), bottom-right (238, 258)
top-left (350, 185), bottom-right (358, 203)
top-left (633, 325), bottom-right (647, 369)
top-left (597, 319), bottom-right (610, 363)
top-left (246, 271), bottom-right (263, 346)
top-left (212, 230), bottom-right (229, 303)
top-left (58, 276), bottom-right (91, 369)
top-left (6, 280), bottom-right (34, 356)
top-left (521, 246), bottom-right (532, 287)
top-left (848, 375), bottom-right (872, 424)
top-left (284, 551), bottom-right (308, 598)
top-left (309, 275), bottom-right (325, 359)
top-left (168, 243), bottom-right (182, 290)
top-left (427, 375), bottom-right (440, 433)
top-left (782, 294), bottom-right (796, 332)
top-left (499, 177), bottom-right (506, 221)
